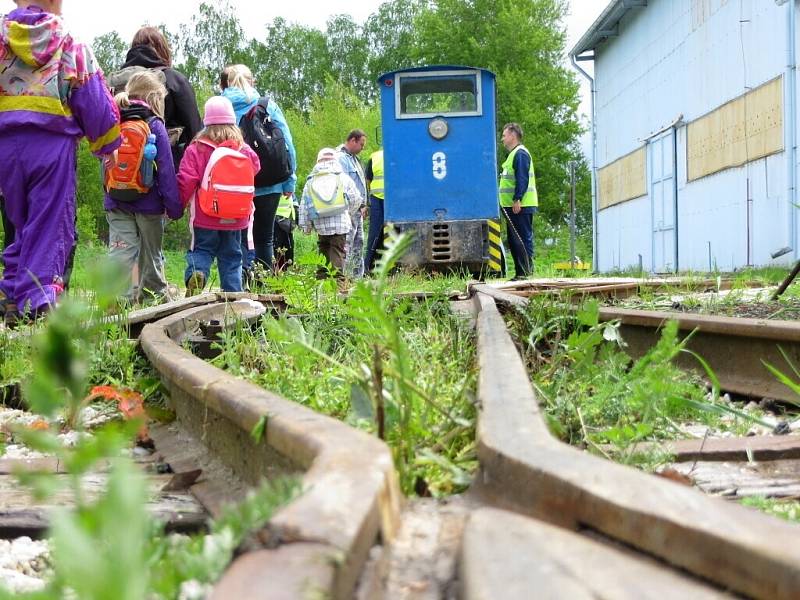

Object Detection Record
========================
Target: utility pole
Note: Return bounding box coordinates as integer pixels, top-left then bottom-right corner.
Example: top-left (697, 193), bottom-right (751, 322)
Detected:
top-left (569, 162), bottom-right (577, 269)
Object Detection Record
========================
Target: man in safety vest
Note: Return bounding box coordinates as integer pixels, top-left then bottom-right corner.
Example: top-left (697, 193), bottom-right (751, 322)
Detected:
top-left (364, 148), bottom-right (385, 273)
top-left (273, 193), bottom-right (297, 272)
top-left (499, 122), bottom-right (538, 279)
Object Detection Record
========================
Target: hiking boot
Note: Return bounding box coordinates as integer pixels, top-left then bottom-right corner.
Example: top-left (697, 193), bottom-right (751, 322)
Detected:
top-left (242, 267), bottom-right (255, 292)
top-left (3, 303), bottom-right (20, 329)
top-left (164, 284), bottom-right (180, 303)
top-left (185, 272), bottom-right (206, 297)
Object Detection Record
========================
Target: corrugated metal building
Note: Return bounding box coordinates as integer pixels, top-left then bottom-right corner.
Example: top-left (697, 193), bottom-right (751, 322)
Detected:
top-left (571, 0), bottom-right (799, 272)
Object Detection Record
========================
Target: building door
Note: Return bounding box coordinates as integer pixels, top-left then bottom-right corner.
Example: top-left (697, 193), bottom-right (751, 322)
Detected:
top-left (649, 130), bottom-right (677, 272)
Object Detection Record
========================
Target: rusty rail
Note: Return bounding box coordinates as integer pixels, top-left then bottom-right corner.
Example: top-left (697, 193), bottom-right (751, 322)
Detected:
top-left (468, 290), bottom-right (800, 599)
top-left (138, 296), bottom-right (401, 599)
top-left (471, 283), bottom-right (800, 403)
top-left (133, 287), bottom-right (800, 598)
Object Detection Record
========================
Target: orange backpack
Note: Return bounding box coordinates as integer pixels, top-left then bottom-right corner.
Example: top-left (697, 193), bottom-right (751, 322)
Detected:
top-left (105, 118), bottom-right (156, 201)
top-left (197, 140), bottom-right (255, 219)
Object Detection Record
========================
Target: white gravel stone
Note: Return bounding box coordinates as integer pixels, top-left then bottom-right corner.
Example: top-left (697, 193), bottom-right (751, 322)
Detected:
top-left (0, 568), bottom-right (45, 594)
top-left (179, 579), bottom-right (212, 600)
top-left (80, 405), bottom-right (116, 429)
top-left (0, 408), bottom-right (46, 429)
top-left (2, 444), bottom-right (47, 459)
top-left (233, 298), bottom-right (264, 310)
top-left (57, 431), bottom-right (87, 448)
top-left (132, 446), bottom-right (152, 458)
top-left (0, 537), bottom-right (50, 593)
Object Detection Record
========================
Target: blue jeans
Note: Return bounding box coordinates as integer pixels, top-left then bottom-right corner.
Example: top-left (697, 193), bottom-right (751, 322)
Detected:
top-left (186, 227), bottom-right (242, 292)
top-left (502, 206), bottom-right (536, 277)
top-left (364, 195), bottom-right (384, 273)
top-left (241, 193), bottom-right (281, 271)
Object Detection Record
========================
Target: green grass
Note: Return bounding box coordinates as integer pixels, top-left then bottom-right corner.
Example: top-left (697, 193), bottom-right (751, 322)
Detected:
top-left (69, 244), bottom-right (186, 293)
top-left (214, 294), bottom-right (478, 496)
top-left (211, 236), bottom-right (479, 496)
top-left (507, 298), bottom-right (768, 468)
top-left (741, 496), bottom-right (800, 523)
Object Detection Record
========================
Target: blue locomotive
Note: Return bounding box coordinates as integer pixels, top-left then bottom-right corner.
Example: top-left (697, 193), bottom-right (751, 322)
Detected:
top-left (377, 66), bottom-right (504, 274)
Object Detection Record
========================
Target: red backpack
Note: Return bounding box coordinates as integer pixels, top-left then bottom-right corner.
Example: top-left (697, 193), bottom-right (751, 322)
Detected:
top-left (197, 140), bottom-right (255, 219)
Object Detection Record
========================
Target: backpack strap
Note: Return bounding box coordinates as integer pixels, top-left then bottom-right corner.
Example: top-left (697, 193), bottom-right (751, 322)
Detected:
top-left (243, 96), bottom-right (270, 121)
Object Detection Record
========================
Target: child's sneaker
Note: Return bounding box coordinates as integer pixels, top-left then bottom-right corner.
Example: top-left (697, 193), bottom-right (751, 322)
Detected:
top-left (185, 272), bottom-right (206, 297)
top-left (3, 303), bottom-right (20, 329)
top-left (242, 267), bottom-right (255, 291)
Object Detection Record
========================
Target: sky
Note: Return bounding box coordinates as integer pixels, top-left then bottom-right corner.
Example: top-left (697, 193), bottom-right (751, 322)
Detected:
top-left (0, 0), bottom-right (607, 127)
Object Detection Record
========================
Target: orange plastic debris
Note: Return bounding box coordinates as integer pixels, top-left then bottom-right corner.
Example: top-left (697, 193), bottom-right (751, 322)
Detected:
top-left (86, 385), bottom-right (149, 441)
top-left (27, 419), bottom-right (49, 431)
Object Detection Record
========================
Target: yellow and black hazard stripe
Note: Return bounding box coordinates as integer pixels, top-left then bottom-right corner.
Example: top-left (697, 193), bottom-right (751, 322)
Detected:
top-left (486, 218), bottom-right (503, 272)
top-left (383, 222), bottom-right (397, 248)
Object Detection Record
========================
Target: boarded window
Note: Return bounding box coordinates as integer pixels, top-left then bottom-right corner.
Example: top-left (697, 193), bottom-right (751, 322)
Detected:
top-left (597, 146), bottom-right (647, 210)
top-left (687, 77), bottom-right (784, 182)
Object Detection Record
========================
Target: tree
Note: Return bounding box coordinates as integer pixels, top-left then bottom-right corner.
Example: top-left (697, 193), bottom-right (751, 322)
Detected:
top-left (92, 32), bottom-right (127, 74)
top-left (325, 15), bottom-right (371, 99)
top-left (248, 18), bottom-right (332, 112)
top-left (173, 1), bottom-right (247, 91)
top-left (363, 0), bottom-right (426, 90)
top-left (413, 0), bottom-right (584, 226)
top-left (287, 78), bottom-right (381, 187)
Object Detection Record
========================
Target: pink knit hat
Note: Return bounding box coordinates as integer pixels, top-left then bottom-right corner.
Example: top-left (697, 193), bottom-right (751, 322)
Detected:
top-left (204, 96), bottom-right (236, 126)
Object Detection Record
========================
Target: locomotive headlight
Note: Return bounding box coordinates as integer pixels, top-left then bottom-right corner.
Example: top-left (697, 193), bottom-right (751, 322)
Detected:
top-left (428, 117), bottom-right (449, 140)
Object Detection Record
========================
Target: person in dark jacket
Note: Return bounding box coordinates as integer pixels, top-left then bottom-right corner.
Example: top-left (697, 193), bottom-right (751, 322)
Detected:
top-left (120, 27), bottom-right (202, 168)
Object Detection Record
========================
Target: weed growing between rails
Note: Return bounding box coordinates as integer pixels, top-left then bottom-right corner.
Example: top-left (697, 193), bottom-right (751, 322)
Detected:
top-left (0, 261), bottom-right (297, 599)
top-left (506, 298), bottom-right (770, 469)
top-left (213, 232), bottom-right (478, 496)
top-left (0, 329), bottom-right (31, 389)
top-left (740, 496), bottom-right (800, 523)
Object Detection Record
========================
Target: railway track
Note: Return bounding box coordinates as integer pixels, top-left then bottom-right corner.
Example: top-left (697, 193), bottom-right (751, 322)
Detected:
top-left (472, 281), bottom-right (800, 404)
top-left (5, 281), bottom-right (797, 597)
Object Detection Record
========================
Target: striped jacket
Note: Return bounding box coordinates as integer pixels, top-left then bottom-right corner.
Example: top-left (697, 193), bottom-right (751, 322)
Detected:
top-left (0, 6), bottom-right (120, 156)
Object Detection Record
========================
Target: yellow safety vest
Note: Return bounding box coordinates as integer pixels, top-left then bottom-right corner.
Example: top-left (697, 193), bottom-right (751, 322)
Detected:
top-left (499, 144), bottom-right (537, 208)
top-left (308, 171), bottom-right (347, 217)
top-left (276, 194), bottom-right (295, 220)
top-left (370, 150), bottom-right (385, 200)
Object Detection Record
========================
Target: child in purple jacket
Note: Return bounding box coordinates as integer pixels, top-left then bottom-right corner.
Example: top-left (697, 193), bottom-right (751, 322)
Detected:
top-left (105, 70), bottom-right (183, 304)
top-left (0, 0), bottom-right (121, 325)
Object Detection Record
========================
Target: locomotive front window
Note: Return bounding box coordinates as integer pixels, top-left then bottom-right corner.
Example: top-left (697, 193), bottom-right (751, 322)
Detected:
top-left (396, 71), bottom-right (482, 118)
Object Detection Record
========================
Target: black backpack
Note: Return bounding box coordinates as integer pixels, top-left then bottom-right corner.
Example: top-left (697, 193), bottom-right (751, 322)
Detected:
top-left (239, 97), bottom-right (292, 187)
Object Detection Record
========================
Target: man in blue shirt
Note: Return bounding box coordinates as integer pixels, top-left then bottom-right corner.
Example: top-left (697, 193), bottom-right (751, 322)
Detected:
top-left (336, 129), bottom-right (367, 278)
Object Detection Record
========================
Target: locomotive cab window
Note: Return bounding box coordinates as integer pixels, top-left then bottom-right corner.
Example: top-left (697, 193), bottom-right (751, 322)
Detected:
top-left (396, 71), bottom-right (482, 119)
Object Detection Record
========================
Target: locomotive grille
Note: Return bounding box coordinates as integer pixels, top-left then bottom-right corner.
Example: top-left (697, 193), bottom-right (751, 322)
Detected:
top-left (431, 222), bottom-right (451, 262)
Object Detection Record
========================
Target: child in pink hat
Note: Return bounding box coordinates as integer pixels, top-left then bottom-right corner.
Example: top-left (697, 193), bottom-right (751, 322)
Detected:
top-left (176, 96), bottom-right (260, 294)
top-left (203, 96), bottom-right (237, 125)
